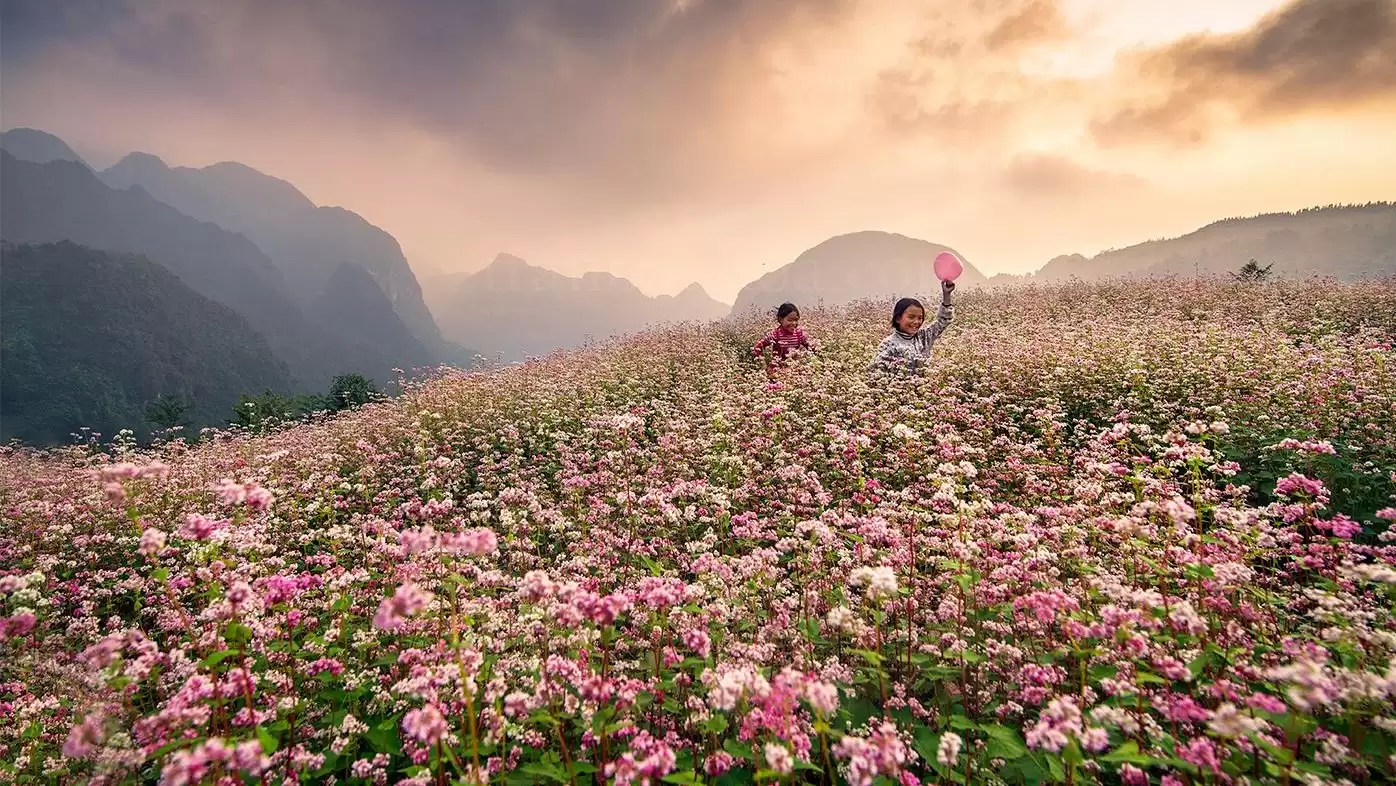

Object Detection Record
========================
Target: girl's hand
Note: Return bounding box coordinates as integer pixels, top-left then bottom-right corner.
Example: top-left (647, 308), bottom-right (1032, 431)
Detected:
top-left (941, 280), bottom-right (955, 301)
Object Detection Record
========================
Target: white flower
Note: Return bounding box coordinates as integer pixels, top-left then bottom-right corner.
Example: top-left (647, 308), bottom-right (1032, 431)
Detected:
top-left (937, 732), bottom-right (963, 766)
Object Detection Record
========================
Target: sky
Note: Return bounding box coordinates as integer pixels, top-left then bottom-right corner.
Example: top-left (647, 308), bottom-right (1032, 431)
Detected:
top-left (3, 0), bottom-right (1394, 302)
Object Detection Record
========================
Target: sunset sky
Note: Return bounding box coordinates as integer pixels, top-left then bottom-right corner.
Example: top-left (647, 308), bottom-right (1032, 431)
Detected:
top-left (3, 0), bottom-right (1394, 302)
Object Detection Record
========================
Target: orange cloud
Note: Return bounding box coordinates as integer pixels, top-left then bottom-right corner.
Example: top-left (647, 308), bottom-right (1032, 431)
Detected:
top-left (1092, 0), bottom-right (1396, 146)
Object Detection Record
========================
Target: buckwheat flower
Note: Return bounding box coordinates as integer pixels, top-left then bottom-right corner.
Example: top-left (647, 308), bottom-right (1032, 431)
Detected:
top-left (62, 712), bottom-right (104, 758)
top-left (178, 513), bottom-right (222, 541)
top-left (403, 704), bottom-right (449, 745)
top-left (373, 582), bottom-right (434, 630)
top-left (229, 740), bottom-right (270, 775)
top-left (138, 527), bottom-right (167, 557)
top-left (104, 482), bottom-right (126, 505)
top-left (826, 606), bottom-right (859, 634)
top-left (681, 626), bottom-right (712, 658)
top-left (765, 742), bottom-right (794, 775)
top-left (1120, 764), bottom-right (1149, 786)
top-left (936, 732), bottom-right (962, 766)
top-left (850, 566), bottom-right (898, 599)
top-left (805, 680), bottom-right (839, 716)
top-left (441, 527), bottom-right (498, 556)
top-left (891, 424), bottom-right (920, 440)
top-left (705, 752), bottom-right (735, 776)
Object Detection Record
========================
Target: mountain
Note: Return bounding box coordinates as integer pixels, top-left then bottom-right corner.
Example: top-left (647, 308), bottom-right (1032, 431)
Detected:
top-left (654, 283), bottom-right (730, 322)
top-left (100, 152), bottom-right (442, 345)
top-left (730, 231), bottom-right (986, 317)
top-left (436, 254), bottom-right (729, 361)
top-left (310, 263), bottom-right (435, 375)
top-left (1026, 203), bottom-right (1396, 282)
top-left (0, 127), bottom-right (87, 166)
top-left (0, 150), bottom-right (396, 388)
top-left (0, 241), bottom-right (293, 446)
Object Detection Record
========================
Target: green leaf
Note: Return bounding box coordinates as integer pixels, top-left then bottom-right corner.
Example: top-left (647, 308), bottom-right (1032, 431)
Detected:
top-left (983, 725), bottom-right (1028, 759)
top-left (705, 714), bottom-right (729, 734)
top-left (200, 649), bottom-right (239, 670)
top-left (723, 739), bottom-right (753, 760)
top-left (1135, 670), bottom-right (1168, 685)
top-left (257, 725), bottom-right (279, 755)
top-left (948, 714), bottom-right (975, 730)
top-left (1101, 740), bottom-right (1154, 765)
top-left (519, 761), bottom-right (568, 783)
top-left (662, 773), bottom-right (701, 785)
top-left (151, 567), bottom-right (170, 582)
top-left (853, 649), bottom-right (885, 666)
top-left (224, 623), bottom-right (253, 647)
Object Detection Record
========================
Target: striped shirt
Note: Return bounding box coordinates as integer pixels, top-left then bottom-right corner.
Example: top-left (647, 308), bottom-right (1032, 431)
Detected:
top-left (753, 326), bottom-right (811, 360)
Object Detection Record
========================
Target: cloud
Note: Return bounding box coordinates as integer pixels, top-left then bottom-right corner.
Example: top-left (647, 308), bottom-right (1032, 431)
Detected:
top-left (984, 0), bottom-right (1068, 51)
top-left (0, 0), bottom-right (856, 205)
top-left (999, 153), bottom-right (1148, 197)
top-left (1092, 0), bottom-right (1396, 146)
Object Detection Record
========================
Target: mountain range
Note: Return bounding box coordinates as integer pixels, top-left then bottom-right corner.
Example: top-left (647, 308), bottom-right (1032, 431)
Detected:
top-left (1016, 203), bottom-right (1396, 284)
top-left (2, 124), bottom-right (1392, 445)
top-left (432, 254), bottom-right (729, 361)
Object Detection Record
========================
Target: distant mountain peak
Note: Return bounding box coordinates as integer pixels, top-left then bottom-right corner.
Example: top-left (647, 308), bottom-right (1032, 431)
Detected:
top-left (486, 253), bottom-right (534, 270)
top-left (731, 229), bottom-right (983, 316)
top-left (0, 128), bottom-right (88, 167)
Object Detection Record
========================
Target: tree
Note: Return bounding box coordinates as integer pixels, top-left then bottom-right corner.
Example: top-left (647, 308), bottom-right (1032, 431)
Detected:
top-left (145, 393), bottom-right (189, 432)
top-left (229, 391), bottom-right (297, 433)
top-left (1231, 259), bottom-right (1274, 282)
top-left (327, 374), bottom-right (380, 412)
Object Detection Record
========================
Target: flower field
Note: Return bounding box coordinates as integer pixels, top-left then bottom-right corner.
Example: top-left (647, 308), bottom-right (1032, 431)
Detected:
top-left (3, 278), bottom-right (1395, 786)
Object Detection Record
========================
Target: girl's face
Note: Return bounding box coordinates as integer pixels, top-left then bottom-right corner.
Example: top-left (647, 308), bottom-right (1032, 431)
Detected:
top-left (779, 311), bottom-right (800, 330)
top-left (897, 305), bottom-right (925, 333)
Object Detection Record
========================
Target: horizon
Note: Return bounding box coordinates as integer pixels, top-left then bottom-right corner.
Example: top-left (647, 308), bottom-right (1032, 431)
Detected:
top-left (3, 0), bottom-right (1395, 302)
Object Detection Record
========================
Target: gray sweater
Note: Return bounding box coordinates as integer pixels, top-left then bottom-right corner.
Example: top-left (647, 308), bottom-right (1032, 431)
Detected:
top-left (869, 302), bottom-right (954, 374)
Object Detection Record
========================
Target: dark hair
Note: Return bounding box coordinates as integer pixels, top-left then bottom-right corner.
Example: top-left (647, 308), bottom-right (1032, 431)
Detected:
top-left (891, 297), bottom-right (924, 329)
top-left (775, 303), bottom-right (799, 321)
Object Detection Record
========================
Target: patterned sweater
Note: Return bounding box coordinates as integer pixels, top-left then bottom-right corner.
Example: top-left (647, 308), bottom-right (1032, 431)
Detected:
top-left (869, 303), bottom-right (954, 374)
top-left (753, 326), bottom-right (811, 361)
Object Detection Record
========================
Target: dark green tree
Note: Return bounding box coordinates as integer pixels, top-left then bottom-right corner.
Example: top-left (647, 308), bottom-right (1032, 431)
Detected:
top-left (230, 391), bottom-right (297, 433)
top-left (327, 373), bottom-right (380, 412)
top-left (1231, 259), bottom-right (1274, 282)
top-left (145, 393), bottom-right (189, 432)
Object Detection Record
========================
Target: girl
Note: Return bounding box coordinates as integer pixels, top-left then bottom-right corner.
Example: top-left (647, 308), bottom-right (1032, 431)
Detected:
top-left (753, 303), bottom-right (812, 378)
top-left (870, 281), bottom-right (955, 374)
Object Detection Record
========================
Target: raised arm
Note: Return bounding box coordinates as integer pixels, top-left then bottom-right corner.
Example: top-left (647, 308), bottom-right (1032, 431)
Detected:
top-left (920, 281), bottom-right (955, 343)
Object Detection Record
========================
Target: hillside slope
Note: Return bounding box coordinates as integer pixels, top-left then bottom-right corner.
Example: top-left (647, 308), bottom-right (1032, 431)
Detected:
top-left (437, 253), bottom-right (727, 360)
top-left (101, 152), bottom-right (442, 345)
top-left (1029, 203), bottom-right (1396, 282)
top-left (731, 231), bottom-right (986, 317)
top-left (0, 241), bottom-right (293, 445)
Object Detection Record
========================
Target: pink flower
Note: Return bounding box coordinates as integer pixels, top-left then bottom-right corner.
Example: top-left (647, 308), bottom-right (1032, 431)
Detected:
top-left (1120, 764), bottom-right (1149, 786)
top-left (0, 610), bottom-right (37, 641)
top-left (178, 513), bottom-right (223, 540)
top-left (62, 712), bottom-right (104, 758)
top-left (232, 740), bottom-right (270, 775)
top-left (765, 742), bottom-right (794, 775)
top-left (681, 627), bottom-right (712, 658)
top-left (138, 527), bottom-right (167, 557)
top-left (104, 482), bottom-right (126, 505)
top-left (441, 527), bottom-right (499, 556)
top-left (1274, 473), bottom-right (1326, 498)
top-left (1328, 515), bottom-right (1363, 539)
top-left (373, 582), bottom-right (434, 630)
top-left (403, 704), bottom-right (449, 745)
